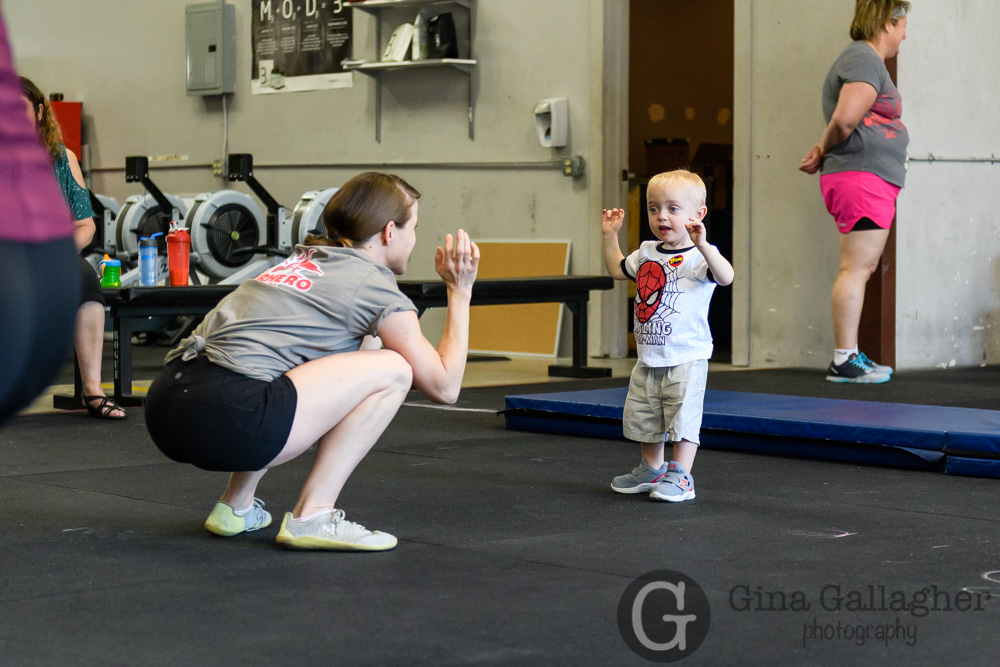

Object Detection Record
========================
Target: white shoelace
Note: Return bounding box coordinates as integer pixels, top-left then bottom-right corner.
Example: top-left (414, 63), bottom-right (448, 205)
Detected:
top-left (324, 510), bottom-right (374, 539)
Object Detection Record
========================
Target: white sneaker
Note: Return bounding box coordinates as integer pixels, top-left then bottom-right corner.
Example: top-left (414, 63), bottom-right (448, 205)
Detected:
top-left (276, 509), bottom-right (397, 551)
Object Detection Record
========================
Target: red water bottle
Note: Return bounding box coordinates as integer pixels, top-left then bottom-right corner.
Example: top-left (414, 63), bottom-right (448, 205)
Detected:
top-left (166, 225), bottom-right (191, 286)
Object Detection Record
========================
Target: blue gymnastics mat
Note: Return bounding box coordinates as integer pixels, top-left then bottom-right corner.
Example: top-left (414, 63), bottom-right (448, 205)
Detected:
top-left (504, 388), bottom-right (1000, 478)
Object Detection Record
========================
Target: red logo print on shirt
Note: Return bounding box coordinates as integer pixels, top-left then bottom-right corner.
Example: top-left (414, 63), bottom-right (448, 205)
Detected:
top-left (864, 91), bottom-right (905, 139)
top-left (255, 248), bottom-right (324, 292)
top-left (635, 261), bottom-right (666, 323)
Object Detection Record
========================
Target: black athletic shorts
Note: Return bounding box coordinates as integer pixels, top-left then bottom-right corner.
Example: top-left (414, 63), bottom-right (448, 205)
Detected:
top-left (0, 238), bottom-right (79, 423)
top-left (79, 255), bottom-right (104, 306)
top-left (144, 355), bottom-right (297, 472)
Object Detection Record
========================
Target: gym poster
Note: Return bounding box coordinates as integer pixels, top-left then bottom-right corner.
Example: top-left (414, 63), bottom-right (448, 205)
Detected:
top-left (251, 0), bottom-right (353, 94)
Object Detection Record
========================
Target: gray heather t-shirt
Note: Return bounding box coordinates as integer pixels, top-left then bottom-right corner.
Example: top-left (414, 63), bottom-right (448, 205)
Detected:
top-left (166, 245), bottom-right (418, 381)
top-left (821, 40), bottom-right (908, 187)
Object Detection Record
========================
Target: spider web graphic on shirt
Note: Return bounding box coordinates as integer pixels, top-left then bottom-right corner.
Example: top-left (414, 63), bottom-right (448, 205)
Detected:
top-left (656, 264), bottom-right (682, 320)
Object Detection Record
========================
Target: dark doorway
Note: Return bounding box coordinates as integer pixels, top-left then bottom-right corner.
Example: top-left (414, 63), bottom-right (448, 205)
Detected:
top-left (627, 0), bottom-right (734, 363)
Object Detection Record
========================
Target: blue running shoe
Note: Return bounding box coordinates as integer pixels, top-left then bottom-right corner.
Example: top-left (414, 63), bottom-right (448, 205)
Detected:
top-left (612, 459), bottom-right (668, 494)
top-left (857, 351), bottom-right (893, 375)
top-left (649, 461), bottom-right (696, 502)
top-left (826, 353), bottom-right (890, 384)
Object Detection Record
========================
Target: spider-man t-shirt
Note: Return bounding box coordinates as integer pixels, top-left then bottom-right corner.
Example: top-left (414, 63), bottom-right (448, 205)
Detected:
top-left (621, 241), bottom-right (717, 367)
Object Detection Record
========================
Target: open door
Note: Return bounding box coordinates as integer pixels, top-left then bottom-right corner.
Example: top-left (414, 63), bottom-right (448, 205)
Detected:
top-left (627, 0), bottom-right (734, 362)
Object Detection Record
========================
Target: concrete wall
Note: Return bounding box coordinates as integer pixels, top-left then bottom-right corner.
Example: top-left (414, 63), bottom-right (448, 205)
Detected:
top-left (896, 2), bottom-right (1000, 369)
top-left (734, 0), bottom-right (1000, 370)
top-left (733, 0), bottom-right (854, 367)
top-left (6, 0), bottom-right (617, 354)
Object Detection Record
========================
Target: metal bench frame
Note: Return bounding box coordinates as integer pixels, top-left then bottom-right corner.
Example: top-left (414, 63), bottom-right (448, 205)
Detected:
top-left (54, 276), bottom-right (614, 408)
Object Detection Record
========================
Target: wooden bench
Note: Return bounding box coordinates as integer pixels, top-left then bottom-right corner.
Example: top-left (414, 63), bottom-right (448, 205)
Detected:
top-left (54, 276), bottom-right (614, 408)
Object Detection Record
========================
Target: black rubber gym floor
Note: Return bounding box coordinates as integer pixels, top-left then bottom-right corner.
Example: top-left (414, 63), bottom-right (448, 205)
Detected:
top-left (4, 353), bottom-right (999, 665)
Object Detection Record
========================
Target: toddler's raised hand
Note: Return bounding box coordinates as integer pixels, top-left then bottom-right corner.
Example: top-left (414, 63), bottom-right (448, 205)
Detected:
top-left (601, 208), bottom-right (625, 236)
top-left (686, 219), bottom-right (707, 247)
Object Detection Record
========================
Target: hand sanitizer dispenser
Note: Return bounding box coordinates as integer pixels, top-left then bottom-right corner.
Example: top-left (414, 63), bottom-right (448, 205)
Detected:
top-left (534, 98), bottom-right (568, 148)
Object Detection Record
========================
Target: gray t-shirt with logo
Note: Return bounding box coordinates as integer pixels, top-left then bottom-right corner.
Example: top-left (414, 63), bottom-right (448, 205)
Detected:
top-left (821, 40), bottom-right (908, 187)
top-left (166, 245), bottom-right (417, 381)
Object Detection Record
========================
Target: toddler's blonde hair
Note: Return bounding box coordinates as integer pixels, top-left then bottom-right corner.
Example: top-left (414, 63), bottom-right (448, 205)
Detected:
top-left (648, 169), bottom-right (706, 207)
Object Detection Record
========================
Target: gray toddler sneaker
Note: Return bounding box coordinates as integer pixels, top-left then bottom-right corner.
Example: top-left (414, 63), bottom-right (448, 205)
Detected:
top-left (611, 459), bottom-right (669, 494)
top-left (649, 461), bottom-right (696, 502)
top-left (276, 509), bottom-right (397, 551)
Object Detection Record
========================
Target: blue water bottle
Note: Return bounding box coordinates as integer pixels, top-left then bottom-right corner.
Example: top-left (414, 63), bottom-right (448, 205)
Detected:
top-left (138, 232), bottom-right (162, 286)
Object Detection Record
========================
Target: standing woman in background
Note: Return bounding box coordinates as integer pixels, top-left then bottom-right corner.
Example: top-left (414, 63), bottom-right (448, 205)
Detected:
top-left (20, 76), bottom-right (125, 418)
top-left (799, 0), bottom-right (909, 384)
top-left (0, 14), bottom-right (79, 423)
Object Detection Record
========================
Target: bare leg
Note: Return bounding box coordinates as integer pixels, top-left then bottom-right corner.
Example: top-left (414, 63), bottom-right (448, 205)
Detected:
top-left (289, 384), bottom-right (410, 517)
top-left (76, 301), bottom-right (124, 417)
top-left (219, 470), bottom-right (269, 511)
top-left (215, 349), bottom-right (413, 516)
top-left (672, 440), bottom-right (698, 472)
top-left (831, 228), bottom-right (890, 349)
top-left (641, 441), bottom-right (666, 469)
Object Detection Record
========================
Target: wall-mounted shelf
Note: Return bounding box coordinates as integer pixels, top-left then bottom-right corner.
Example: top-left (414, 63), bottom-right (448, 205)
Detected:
top-left (343, 0), bottom-right (476, 142)
top-left (346, 0), bottom-right (474, 13)
top-left (342, 58), bottom-right (476, 74)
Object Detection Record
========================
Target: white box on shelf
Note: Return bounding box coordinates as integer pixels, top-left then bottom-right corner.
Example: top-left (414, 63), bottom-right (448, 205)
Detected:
top-left (382, 23), bottom-right (414, 62)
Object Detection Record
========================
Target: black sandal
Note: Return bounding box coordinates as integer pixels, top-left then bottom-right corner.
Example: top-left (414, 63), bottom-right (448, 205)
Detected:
top-left (83, 395), bottom-right (127, 420)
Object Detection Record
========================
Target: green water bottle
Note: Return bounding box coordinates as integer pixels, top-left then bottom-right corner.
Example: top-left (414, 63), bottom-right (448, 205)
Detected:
top-left (100, 257), bottom-right (122, 288)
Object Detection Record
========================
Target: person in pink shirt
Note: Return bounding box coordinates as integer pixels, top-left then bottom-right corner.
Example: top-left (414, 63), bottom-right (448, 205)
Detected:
top-left (0, 11), bottom-right (80, 422)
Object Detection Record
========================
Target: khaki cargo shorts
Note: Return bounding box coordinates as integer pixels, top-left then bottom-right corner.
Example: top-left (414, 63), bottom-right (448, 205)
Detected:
top-left (622, 359), bottom-right (708, 444)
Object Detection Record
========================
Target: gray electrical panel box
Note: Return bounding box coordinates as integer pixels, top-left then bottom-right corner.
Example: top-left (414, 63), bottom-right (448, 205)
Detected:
top-left (185, 3), bottom-right (235, 95)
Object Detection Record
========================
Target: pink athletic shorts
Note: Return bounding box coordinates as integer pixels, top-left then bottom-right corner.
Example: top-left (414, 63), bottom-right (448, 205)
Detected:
top-left (820, 171), bottom-right (900, 234)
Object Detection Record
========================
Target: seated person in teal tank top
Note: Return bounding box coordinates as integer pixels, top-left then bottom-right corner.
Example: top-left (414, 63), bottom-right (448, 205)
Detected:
top-left (20, 76), bottom-right (125, 420)
top-left (53, 144), bottom-right (95, 222)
